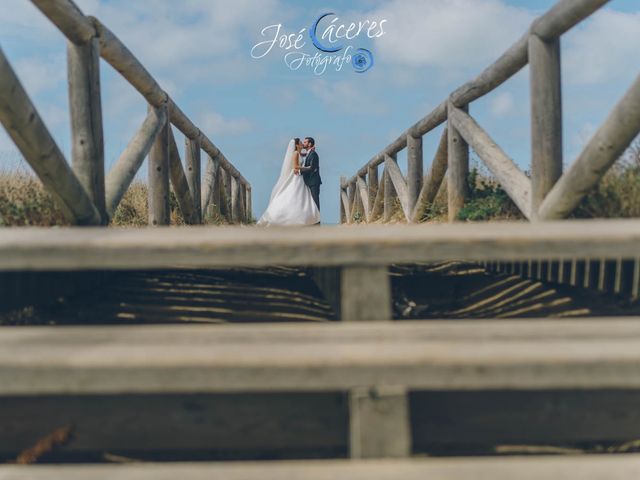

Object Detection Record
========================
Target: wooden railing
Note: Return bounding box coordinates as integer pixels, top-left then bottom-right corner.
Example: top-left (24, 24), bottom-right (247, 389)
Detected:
top-left (339, 0), bottom-right (640, 225)
top-left (0, 0), bottom-right (251, 226)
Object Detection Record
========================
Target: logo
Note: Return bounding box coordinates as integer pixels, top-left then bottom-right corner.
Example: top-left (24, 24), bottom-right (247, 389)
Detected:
top-left (251, 13), bottom-right (386, 75)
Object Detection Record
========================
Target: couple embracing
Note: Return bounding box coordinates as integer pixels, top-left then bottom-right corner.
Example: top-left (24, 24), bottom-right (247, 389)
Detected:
top-left (257, 137), bottom-right (322, 226)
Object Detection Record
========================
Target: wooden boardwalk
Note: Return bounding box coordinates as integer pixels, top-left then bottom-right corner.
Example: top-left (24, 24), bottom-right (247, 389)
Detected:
top-left (1, 0), bottom-right (640, 476)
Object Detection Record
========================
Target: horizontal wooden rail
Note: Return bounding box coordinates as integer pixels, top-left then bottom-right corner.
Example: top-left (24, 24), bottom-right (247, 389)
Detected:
top-left (2, 455), bottom-right (640, 480)
top-left (340, 0), bottom-right (639, 226)
top-left (0, 220), bottom-right (639, 270)
top-left (3, 318), bottom-right (640, 395)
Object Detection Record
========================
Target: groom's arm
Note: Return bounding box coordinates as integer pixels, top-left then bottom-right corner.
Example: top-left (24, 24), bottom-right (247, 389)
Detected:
top-left (298, 152), bottom-right (318, 172)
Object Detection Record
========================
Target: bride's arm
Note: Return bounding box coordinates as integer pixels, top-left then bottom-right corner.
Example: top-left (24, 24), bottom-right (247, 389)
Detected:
top-left (292, 151), bottom-right (300, 173)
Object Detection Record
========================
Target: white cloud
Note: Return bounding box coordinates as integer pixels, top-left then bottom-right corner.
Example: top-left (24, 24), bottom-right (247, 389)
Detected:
top-left (310, 79), bottom-right (387, 114)
top-left (563, 9), bottom-right (640, 86)
top-left (370, 0), bottom-right (534, 70)
top-left (199, 112), bottom-right (252, 136)
top-left (489, 91), bottom-right (515, 117)
top-left (12, 55), bottom-right (65, 96)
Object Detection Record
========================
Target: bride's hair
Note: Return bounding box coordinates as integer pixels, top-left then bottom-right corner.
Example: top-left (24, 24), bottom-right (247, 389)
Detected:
top-left (293, 137), bottom-right (300, 146)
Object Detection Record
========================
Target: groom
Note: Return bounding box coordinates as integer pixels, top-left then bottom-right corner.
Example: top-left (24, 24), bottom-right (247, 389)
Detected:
top-left (297, 137), bottom-right (322, 212)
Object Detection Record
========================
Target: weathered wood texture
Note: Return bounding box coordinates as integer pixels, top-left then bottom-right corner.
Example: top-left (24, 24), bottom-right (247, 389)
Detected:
top-left (67, 36), bottom-right (106, 222)
top-left (448, 105), bottom-right (532, 219)
top-left (342, 0), bottom-right (617, 224)
top-left (0, 47), bottom-right (100, 225)
top-left (167, 127), bottom-right (196, 224)
top-left (384, 155), bottom-right (411, 221)
top-left (148, 105), bottom-right (170, 226)
top-left (0, 220), bottom-right (640, 270)
top-left (105, 106), bottom-right (166, 218)
top-left (529, 33), bottom-right (562, 214)
top-left (447, 102), bottom-right (469, 222)
top-left (21, 0), bottom-right (251, 225)
top-left (538, 72), bottom-right (640, 220)
top-left (411, 127), bottom-right (448, 222)
top-left (185, 138), bottom-right (202, 223)
top-left (3, 318), bottom-right (640, 394)
top-left (406, 134), bottom-right (423, 216)
top-left (3, 454), bottom-right (640, 480)
top-left (340, 266), bottom-right (391, 321)
top-left (356, 176), bottom-right (370, 220)
top-left (350, 386), bottom-right (411, 458)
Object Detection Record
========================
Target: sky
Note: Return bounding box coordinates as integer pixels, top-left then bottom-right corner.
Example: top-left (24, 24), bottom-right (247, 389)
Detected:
top-left (0, 0), bottom-right (639, 224)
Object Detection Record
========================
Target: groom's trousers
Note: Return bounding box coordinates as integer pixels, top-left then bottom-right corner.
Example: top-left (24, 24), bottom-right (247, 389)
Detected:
top-left (309, 184), bottom-right (320, 211)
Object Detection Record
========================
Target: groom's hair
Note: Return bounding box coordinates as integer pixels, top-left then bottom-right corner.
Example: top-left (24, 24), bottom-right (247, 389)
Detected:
top-left (305, 137), bottom-right (315, 147)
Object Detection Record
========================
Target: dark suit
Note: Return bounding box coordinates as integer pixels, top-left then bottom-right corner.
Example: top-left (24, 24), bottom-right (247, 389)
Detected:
top-left (301, 150), bottom-right (321, 211)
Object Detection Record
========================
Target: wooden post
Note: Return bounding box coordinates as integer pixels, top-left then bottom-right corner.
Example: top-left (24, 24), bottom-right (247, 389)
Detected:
top-left (185, 138), bottom-right (202, 224)
top-left (447, 101), bottom-right (469, 222)
top-left (0, 48), bottom-right (100, 225)
top-left (105, 106), bottom-right (166, 218)
top-left (406, 133), bottom-right (423, 217)
top-left (240, 183), bottom-right (247, 223)
top-left (246, 185), bottom-right (252, 223)
top-left (340, 266), bottom-right (391, 321)
top-left (537, 73), bottom-right (640, 220)
top-left (231, 176), bottom-right (241, 224)
top-left (383, 155), bottom-right (398, 222)
top-left (201, 153), bottom-right (220, 215)
top-left (348, 181), bottom-right (356, 222)
top-left (367, 165), bottom-right (378, 215)
top-left (529, 33), bottom-right (562, 216)
top-left (349, 385), bottom-right (411, 458)
top-left (67, 36), bottom-right (106, 223)
top-left (221, 168), bottom-right (231, 220)
top-left (340, 176), bottom-right (347, 224)
top-left (148, 104), bottom-right (170, 226)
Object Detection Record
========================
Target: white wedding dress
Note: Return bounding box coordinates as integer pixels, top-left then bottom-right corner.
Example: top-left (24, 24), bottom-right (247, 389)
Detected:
top-left (257, 139), bottom-right (321, 226)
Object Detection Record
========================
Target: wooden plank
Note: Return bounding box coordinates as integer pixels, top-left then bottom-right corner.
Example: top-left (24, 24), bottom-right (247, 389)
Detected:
top-left (412, 127), bottom-right (447, 223)
top-left (1, 220), bottom-right (640, 270)
top-left (148, 105), bottom-right (170, 226)
top-left (449, 105), bottom-right (532, 219)
top-left (3, 454), bottom-right (640, 479)
top-left (447, 102), bottom-right (469, 221)
top-left (538, 72), bottom-right (640, 219)
top-left (340, 266), bottom-right (391, 321)
top-left (529, 33), bottom-right (562, 214)
top-left (105, 106), bottom-right (166, 218)
top-left (67, 35), bottom-right (106, 223)
top-left (0, 391), bottom-right (347, 457)
top-left (350, 386), bottom-right (410, 458)
top-left (3, 318), bottom-right (640, 394)
top-left (0, 47), bottom-right (101, 226)
top-left (384, 155), bottom-right (411, 221)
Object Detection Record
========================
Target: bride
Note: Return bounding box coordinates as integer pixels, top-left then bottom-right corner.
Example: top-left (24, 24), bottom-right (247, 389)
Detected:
top-left (257, 138), bottom-right (321, 226)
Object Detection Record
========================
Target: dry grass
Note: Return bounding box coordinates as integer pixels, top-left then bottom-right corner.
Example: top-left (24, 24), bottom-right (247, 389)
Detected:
top-left (0, 167), bottom-right (222, 227)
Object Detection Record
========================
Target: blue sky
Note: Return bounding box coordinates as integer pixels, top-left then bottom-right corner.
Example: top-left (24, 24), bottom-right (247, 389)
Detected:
top-left (1, 0), bottom-right (639, 223)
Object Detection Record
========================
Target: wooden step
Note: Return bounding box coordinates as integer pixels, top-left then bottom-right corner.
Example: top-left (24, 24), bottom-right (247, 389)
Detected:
top-left (2, 318), bottom-right (640, 395)
top-left (1, 219), bottom-right (639, 270)
top-left (2, 455), bottom-right (640, 479)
